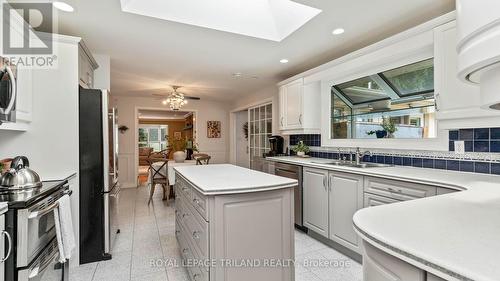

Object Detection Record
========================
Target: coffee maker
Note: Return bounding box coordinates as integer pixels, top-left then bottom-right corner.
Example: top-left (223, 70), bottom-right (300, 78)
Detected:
top-left (267, 135), bottom-right (284, 156)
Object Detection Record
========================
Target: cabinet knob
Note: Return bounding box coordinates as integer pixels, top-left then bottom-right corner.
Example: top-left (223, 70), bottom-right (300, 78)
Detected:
top-left (193, 198), bottom-right (200, 205)
top-left (192, 231), bottom-right (201, 239)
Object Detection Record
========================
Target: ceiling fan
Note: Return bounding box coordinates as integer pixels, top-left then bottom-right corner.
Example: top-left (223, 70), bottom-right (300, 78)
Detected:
top-left (153, 86), bottom-right (201, 110)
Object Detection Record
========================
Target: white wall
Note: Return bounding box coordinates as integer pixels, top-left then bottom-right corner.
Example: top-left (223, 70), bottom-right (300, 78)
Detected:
top-left (0, 36), bottom-right (82, 267)
top-left (112, 96), bottom-right (231, 188)
top-left (234, 110), bottom-right (249, 168)
top-left (93, 54), bottom-right (111, 90)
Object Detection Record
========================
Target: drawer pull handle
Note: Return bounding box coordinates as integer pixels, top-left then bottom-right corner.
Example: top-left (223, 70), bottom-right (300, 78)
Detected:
top-left (182, 187), bottom-right (189, 191)
top-left (193, 231), bottom-right (201, 240)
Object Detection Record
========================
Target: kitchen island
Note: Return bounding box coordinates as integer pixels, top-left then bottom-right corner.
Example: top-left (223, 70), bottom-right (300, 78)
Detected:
top-left (173, 164), bottom-right (297, 281)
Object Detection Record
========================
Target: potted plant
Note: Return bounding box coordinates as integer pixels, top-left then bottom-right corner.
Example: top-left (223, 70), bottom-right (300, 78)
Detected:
top-left (381, 117), bottom-right (397, 138)
top-left (168, 137), bottom-right (199, 162)
top-left (291, 141), bottom-right (310, 157)
top-left (366, 130), bottom-right (387, 139)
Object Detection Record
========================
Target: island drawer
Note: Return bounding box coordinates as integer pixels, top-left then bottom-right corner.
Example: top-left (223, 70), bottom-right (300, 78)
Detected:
top-left (181, 243), bottom-right (208, 281)
top-left (184, 201), bottom-right (209, 261)
top-left (176, 176), bottom-right (192, 200)
top-left (190, 188), bottom-right (208, 221)
top-left (364, 177), bottom-right (436, 201)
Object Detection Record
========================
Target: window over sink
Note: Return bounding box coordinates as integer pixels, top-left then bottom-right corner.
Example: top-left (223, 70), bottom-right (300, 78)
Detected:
top-left (331, 59), bottom-right (437, 139)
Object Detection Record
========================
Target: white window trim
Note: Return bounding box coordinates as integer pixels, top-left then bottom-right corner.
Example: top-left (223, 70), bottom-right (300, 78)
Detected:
top-left (320, 29), bottom-right (449, 151)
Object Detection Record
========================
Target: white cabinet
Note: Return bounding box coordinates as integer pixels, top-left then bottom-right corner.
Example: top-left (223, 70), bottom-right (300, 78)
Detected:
top-left (363, 241), bottom-right (426, 281)
top-left (303, 167), bottom-right (329, 238)
top-left (278, 79), bottom-right (321, 134)
top-left (329, 172), bottom-right (364, 252)
top-left (78, 41), bottom-right (98, 89)
top-left (0, 8), bottom-right (33, 132)
top-left (434, 20), bottom-right (500, 121)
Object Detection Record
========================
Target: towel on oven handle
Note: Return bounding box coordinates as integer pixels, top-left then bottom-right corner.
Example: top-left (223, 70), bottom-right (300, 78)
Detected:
top-left (54, 194), bottom-right (76, 263)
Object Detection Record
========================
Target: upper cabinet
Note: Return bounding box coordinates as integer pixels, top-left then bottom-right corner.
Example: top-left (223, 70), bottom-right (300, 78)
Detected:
top-left (78, 41), bottom-right (99, 89)
top-left (279, 78), bottom-right (321, 134)
top-left (434, 20), bottom-right (500, 122)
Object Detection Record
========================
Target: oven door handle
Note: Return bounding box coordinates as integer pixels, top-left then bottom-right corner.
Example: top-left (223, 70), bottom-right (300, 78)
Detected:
top-left (0, 231), bottom-right (12, 263)
top-left (28, 201), bottom-right (59, 219)
top-left (1, 65), bottom-right (16, 115)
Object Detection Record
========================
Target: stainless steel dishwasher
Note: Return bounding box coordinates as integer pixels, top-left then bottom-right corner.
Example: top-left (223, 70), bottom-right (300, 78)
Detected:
top-left (274, 162), bottom-right (304, 230)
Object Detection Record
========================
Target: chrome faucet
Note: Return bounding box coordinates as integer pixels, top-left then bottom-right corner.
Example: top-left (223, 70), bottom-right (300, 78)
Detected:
top-left (355, 147), bottom-right (372, 165)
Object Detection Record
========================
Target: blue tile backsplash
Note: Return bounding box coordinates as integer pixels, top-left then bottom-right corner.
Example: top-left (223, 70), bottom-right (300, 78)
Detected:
top-left (449, 127), bottom-right (500, 153)
top-left (289, 134), bottom-right (321, 147)
top-left (287, 129), bottom-right (500, 176)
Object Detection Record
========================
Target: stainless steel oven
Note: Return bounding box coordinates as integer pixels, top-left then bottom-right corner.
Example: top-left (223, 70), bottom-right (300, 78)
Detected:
top-left (17, 238), bottom-right (67, 281)
top-left (16, 187), bottom-right (68, 268)
top-left (0, 59), bottom-right (17, 124)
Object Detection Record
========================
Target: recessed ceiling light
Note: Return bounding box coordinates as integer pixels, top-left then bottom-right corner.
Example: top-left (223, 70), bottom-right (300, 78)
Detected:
top-left (332, 28), bottom-right (345, 35)
top-left (232, 72), bottom-right (243, 78)
top-left (53, 1), bottom-right (74, 12)
top-left (280, 59), bottom-right (289, 64)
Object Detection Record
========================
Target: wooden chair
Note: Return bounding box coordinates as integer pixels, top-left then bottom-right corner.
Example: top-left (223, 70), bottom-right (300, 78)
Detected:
top-left (192, 153), bottom-right (211, 165)
top-left (147, 149), bottom-right (170, 204)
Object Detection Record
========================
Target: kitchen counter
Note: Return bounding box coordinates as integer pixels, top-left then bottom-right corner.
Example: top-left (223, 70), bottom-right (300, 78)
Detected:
top-left (174, 163), bottom-right (298, 195)
top-left (267, 156), bottom-right (500, 281)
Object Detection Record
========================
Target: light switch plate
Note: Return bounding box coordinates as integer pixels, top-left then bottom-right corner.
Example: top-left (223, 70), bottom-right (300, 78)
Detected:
top-left (454, 141), bottom-right (465, 154)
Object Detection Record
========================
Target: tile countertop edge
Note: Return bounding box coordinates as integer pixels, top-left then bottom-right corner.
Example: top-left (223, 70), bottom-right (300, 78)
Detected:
top-left (173, 164), bottom-right (298, 196)
top-left (268, 156), bottom-right (500, 281)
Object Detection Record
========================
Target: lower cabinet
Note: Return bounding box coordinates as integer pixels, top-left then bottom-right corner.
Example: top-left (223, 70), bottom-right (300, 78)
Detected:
top-left (363, 241), bottom-right (426, 281)
top-left (329, 172), bottom-right (364, 253)
top-left (303, 167), bottom-right (329, 238)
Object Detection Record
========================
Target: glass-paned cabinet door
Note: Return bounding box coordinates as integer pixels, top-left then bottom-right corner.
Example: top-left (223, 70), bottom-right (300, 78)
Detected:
top-left (249, 102), bottom-right (273, 170)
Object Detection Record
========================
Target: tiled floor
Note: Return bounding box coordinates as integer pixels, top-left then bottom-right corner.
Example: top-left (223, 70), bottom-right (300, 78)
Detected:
top-left (70, 186), bottom-right (362, 281)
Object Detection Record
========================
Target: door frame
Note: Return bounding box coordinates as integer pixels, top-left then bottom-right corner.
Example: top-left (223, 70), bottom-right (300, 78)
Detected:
top-left (133, 106), bottom-right (198, 185)
top-left (229, 98), bottom-right (273, 167)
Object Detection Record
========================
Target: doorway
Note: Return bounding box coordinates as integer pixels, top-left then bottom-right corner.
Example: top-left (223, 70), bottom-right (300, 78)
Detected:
top-left (136, 109), bottom-right (196, 186)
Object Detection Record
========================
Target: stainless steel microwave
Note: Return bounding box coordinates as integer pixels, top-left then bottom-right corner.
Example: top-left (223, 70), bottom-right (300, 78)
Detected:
top-left (0, 59), bottom-right (17, 124)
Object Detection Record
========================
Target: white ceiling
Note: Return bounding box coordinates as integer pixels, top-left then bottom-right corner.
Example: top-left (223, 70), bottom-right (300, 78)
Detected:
top-left (57, 0), bottom-right (454, 102)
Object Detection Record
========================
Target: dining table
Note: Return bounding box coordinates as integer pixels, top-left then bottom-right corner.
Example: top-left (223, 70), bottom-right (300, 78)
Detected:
top-left (151, 159), bottom-right (197, 186)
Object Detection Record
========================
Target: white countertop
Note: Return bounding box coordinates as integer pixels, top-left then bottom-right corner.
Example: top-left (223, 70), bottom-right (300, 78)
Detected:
top-left (267, 156), bottom-right (500, 281)
top-left (173, 164), bottom-right (297, 195)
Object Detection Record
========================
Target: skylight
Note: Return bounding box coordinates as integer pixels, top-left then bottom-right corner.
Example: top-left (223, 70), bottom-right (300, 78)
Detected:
top-left (120, 0), bottom-right (322, 41)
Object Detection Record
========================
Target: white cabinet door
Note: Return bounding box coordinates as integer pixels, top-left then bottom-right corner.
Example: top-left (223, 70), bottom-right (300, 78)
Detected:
top-left (329, 172), bottom-right (363, 253)
top-left (434, 20), bottom-right (499, 120)
top-left (278, 86), bottom-right (286, 130)
top-left (282, 79), bottom-right (303, 129)
top-left (303, 167), bottom-right (329, 238)
top-left (363, 241), bottom-right (426, 281)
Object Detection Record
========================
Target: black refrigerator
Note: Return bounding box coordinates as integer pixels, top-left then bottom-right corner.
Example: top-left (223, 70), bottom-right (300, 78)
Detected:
top-left (79, 87), bottom-right (120, 264)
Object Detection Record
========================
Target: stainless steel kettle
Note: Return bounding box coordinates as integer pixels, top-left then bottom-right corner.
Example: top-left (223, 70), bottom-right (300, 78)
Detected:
top-left (0, 156), bottom-right (42, 189)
